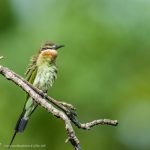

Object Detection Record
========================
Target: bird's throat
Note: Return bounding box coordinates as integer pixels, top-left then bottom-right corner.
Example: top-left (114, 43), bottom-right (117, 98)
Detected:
top-left (33, 64), bottom-right (57, 92)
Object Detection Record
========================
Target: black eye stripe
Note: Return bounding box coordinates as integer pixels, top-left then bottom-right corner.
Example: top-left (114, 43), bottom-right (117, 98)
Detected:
top-left (41, 47), bottom-right (53, 51)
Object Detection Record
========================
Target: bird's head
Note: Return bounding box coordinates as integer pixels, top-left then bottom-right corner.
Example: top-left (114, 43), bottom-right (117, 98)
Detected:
top-left (40, 41), bottom-right (64, 60)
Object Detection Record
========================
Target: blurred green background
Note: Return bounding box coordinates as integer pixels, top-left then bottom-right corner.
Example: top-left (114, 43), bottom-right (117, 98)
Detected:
top-left (0, 0), bottom-right (150, 150)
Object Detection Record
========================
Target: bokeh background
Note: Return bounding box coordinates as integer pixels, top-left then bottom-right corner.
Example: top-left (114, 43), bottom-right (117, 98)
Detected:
top-left (0, 0), bottom-right (150, 150)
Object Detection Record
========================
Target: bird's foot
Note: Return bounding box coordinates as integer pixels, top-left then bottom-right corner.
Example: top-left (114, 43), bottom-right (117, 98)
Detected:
top-left (59, 101), bottom-right (76, 111)
top-left (42, 92), bottom-right (48, 99)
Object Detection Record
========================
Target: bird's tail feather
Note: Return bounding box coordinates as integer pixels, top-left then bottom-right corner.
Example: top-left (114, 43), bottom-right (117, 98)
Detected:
top-left (9, 104), bottom-right (38, 148)
top-left (9, 110), bottom-right (29, 148)
top-left (15, 116), bottom-right (28, 132)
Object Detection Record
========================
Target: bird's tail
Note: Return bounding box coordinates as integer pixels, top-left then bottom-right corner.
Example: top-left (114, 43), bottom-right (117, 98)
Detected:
top-left (9, 110), bottom-right (29, 148)
top-left (9, 98), bottom-right (38, 148)
top-left (15, 110), bottom-right (29, 132)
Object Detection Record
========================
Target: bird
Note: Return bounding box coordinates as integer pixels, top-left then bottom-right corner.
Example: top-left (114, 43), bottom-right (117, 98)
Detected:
top-left (9, 41), bottom-right (64, 147)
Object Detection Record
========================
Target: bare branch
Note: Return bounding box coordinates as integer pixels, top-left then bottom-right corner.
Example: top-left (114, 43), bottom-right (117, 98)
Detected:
top-left (0, 63), bottom-right (118, 150)
top-left (80, 119), bottom-right (118, 130)
top-left (0, 65), bottom-right (81, 149)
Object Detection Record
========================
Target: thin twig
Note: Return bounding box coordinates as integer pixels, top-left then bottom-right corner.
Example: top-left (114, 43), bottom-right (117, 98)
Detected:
top-left (80, 119), bottom-right (118, 129)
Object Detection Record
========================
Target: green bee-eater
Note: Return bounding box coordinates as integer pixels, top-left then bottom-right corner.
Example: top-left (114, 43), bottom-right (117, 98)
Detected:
top-left (9, 41), bottom-right (64, 146)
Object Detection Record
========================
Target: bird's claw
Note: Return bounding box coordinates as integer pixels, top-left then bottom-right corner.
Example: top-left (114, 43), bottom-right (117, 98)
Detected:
top-left (60, 101), bottom-right (76, 111)
top-left (42, 92), bottom-right (47, 99)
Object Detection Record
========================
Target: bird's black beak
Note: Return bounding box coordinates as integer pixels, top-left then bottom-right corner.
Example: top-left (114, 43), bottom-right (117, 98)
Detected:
top-left (55, 45), bottom-right (64, 50)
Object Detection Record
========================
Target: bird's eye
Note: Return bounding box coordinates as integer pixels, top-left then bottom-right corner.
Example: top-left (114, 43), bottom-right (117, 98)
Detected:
top-left (41, 47), bottom-right (53, 51)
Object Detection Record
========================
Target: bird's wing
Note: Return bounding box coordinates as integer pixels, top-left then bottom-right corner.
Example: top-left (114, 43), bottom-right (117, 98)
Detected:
top-left (25, 53), bottom-right (38, 80)
top-left (25, 54), bottom-right (38, 100)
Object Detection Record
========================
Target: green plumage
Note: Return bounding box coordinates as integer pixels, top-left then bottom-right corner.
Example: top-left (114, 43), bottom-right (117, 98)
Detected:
top-left (24, 62), bottom-right (57, 119)
top-left (24, 55), bottom-right (57, 119)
